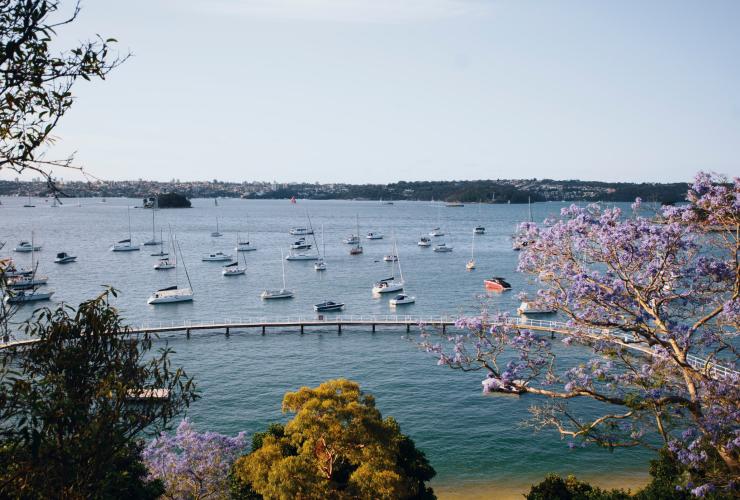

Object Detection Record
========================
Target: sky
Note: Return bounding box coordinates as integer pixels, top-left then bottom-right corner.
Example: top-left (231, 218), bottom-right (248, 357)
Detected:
top-left (16, 0), bottom-right (740, 184)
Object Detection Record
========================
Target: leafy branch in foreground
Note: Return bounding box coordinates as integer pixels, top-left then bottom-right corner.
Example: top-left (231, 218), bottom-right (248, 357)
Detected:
top-left (0, 0), bottom-right (127, 189)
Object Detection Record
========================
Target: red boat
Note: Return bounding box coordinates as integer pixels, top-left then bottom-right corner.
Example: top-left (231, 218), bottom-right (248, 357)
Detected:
top-left (484, 277), bottom-right (512, 292)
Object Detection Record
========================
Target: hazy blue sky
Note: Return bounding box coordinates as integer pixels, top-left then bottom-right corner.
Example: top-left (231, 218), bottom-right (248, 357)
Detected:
top-left (29, 0), bottom-right (740, 183)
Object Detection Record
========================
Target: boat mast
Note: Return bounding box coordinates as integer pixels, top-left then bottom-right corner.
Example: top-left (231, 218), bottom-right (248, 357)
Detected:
top-left (280, 248), bottom-right (287, 290)
top-left (127, 206), bottom-right (132, 241)
top-left (355, 215), bottom-right (361, 250)
top-left (151, 207), bottom-right (155, 240)
top-left (321, 223), bottom-right (325, 259)
top-left (177, 240), bottom-right (193, 291)
top-left (528, 196), bottom-right (533, 223)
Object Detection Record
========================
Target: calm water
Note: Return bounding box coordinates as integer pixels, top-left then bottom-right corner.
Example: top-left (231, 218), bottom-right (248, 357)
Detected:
top-left (1, 196), bottom-right (651, 491)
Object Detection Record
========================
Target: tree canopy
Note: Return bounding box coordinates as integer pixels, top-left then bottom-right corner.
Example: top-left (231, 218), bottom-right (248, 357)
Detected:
top-left (232, 379), bottom-right (436, 499)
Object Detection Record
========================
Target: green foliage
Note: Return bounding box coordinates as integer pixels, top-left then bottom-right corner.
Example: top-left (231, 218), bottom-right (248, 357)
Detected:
top-left (0, 289), bottom-right (197, 498)
top-left (526, 474), bottom-right (630, 500)
top-left (231, 379), bottom-right (436, 499)
top-left (154, 192), bottom-right (192, 208)
top-left (0, 0), bottom-right (125, 184)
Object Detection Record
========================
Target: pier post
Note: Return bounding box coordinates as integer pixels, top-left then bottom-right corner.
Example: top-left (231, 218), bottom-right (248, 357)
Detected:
top-left (442, 324), bottom-right (446, 333)
top-left (300, 325), bottom-right (304, 334)
top-left (186, 329), bottom-right (191, 339)
top-left (338, 324), bottom-right (342, 335)
top-left (551, 331), bottom-right (555, 339)
top-left (262, 326), bottom-right (266, 335)
top-left (225, 327), bottom-right (230, 337)
top-left (406, 324), bottom-right (410, 333)
top-left (372, 324), bottom-right (376, 332)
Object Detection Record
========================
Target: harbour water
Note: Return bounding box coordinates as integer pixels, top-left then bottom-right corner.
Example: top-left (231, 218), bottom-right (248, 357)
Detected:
top-left (1, 196), bottom-right (652, 495)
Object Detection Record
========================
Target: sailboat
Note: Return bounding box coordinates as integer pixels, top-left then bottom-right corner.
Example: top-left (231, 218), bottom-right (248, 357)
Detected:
top-left (350, 215), bottom-right (363, 255)
top-left (429, 207), bottom-right (444, 236)
top-left (223, 240), bottom-right (247, 276)
top-left (147, 240), bottom-right (194, 304)
top-left (512, 197), bottom-right (535, 251)
top-left (143, 201), bottom-right (161, 245)
top-left (6, 233), bottom-right (53, 303)
top-left (150, 229), bottom-right (169, 256)
top-left (383, 234), bottom-right (398, 261)
top-left (154, 232), bottom-right (175, 270)
top-left (261, 249), bottom-right (294, 299)
top-left (372, 239), bottom-right (404, 294)
top-left (111, 207), bottom-right (140, 251)
top-left (286, 214), bottom-right (319, 260)
top-left (23, 195), bottom-right (35, 208)
top-left (466, 233), bottom-right (476, 270)
top-left (236, 216), bottom-right (257, 251)
top-left (474, 200), bottom-right (485, 234)
top-left (211, 218), bottom-right (223, 237)
top-left (314, 224), bottom-right (327, 271)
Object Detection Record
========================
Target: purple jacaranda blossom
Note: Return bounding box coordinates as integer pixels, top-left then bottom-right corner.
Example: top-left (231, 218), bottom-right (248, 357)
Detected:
top-left (143, 419), bottom-right (246, 500)
top-left (419, 172), bottom-right (739, 492)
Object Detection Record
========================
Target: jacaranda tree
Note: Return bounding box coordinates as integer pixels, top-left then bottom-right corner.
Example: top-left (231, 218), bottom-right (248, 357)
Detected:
top-left (422, 172), bottom-right (738, 497)
top-left (144, 419), bottom-right (247, 500)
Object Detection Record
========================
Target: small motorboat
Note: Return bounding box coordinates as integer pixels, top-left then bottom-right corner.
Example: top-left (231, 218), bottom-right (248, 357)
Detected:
top-left (445, 202), bottom-right (464, 207)
top-left (314, 259), bottom-right (327, 271)
top-left (417, 237), bottom-right (431, 247)
top-left (290, 238), bottom-right (312, 250)
top-left (429, 228), bottom-right (444, 237)
top-left (484, 277), bottom-right (512, 291)
top-left (202, 252), bottom-right (232, 262)
top-left (383, 254), bottom-right (398, 262)
top-left (111, 239), bottom-right (140, 252)
top-left (372, 277), bottom-right (403, 294)
top-left (147, 286), bottom-right (194, 304)
top-left (261, 288), bottom-right (294, 300)
top-left (222, 261), bottom-right (246, 276)
top-left (517, 300), bottom-right (556, 315)
top-left (4, 289), bottom-right (54, 303)
top-left (474, 226), bottom-right (485, 234)
top-left (389, 293), bottom-right (415, 306)
top-left (154, 258), bottom-right (175, 270)
top-left (343, 235), bottom-right (360, 244)
top-left (433, 243), bottom-right (453, 252)
top-left (14, 241), bottom-right (41, 252)
top-left (54, 252), bottom-right (77, 264)
top-left (366, 232), bottom-right (383, 240)
top-left (289, 227), bottom-right (313, 236)
top-left (314, 301), bottom-right (344, 312)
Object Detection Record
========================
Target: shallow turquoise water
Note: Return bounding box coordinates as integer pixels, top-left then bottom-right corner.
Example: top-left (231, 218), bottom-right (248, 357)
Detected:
top-left (1, 196), bottom-right (652, 488)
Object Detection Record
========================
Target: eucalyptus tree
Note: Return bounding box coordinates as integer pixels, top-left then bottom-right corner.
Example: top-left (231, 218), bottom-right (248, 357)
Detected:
top-left (0, 0), bottom-right (125, 186)
top-left (422, 173), bottom-right (739, 496)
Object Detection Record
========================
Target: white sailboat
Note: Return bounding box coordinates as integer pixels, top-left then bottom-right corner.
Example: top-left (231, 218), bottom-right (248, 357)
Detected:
top-left (261, 249), bottom-right (294, 299)
top-left (147, 240), bottom-right (194, 304)
top-left (150, 229), bottom-right (169, 257)
top-left (236, 217), bottom-right (257, 251)
top-left (6, 233), bottom-right (53, 303)
top-left (143, 202), bottom-right (161, 246)
top-left (111, 207), bottom-right (140, 252)
top-left (372, 240), bottom-right (404, 294)
top-left (287, 214), bottom-right (319, 261)
top-left (314, 224), bottom-right (327, 271)
top-left (211, 218), bottom-right (223, 237)
top-left (350, 215), bottom-right (363, 255)
top-left (466, 233), bottom-right (476, 270)
top-left (222, 241), bottom-right (246, 275)
top-left (202, 251), bottom-right (232, 262)
top-left (429, 207), bottom-right (444, 237)
top-left (154, 232), bottom-right (176, 270)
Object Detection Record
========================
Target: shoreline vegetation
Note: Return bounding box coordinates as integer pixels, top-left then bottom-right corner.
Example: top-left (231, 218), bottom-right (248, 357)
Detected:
top-left (0, 178), bottom-right (691, 204)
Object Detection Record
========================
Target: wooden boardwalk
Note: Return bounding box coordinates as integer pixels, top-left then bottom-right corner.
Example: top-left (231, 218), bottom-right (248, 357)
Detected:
top-left (1, 315), bottom-right (736, 380)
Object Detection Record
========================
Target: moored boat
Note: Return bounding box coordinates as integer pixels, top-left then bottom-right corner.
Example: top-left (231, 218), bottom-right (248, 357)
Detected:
top-left (484, 277), bottom-right (512, 291)
top-left (54, 252), bottom-right (77, 264)
top-left (389, 293), bottom-right (415, 306)
top-left (313, 301), bottom-right (344, 312)
top-left (517, 300), bottom-right (556, 315)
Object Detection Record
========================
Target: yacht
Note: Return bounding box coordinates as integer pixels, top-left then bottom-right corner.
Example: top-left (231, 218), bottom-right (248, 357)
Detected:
top-left (202, 251), bottom-right (232, 262)
top-left (474, 225), bottom-right (485, 235)
top-left (290, 238), bottom-right (312, 250)
top-left (2, 263), bottom-right (33, 278)
top-left (417, 237), bottom-right (431, 247)
top-left (389, 293), bottom-right (415, 306)
top-left (222, 261), bottom-right (246, 276)
top-left (211, 218), bottom-right (223, 237)
top-left (143, 206), bottom-right (161, 245)
top-left (9, 275), bottom-right (48, 290)
top-left (286, 251), bottom-right (318, 261)
top-left (313, 301), bottom-right (344, 312)
top-left (154, 257), bottom-right (175, 270)
top-left (148, 240), bottom-right (194, 304)
top-left (235, 225), bottom-right (257, 252)
top-left (349, 215), bottom-right (363, 255)
top-left (14, 241), bottom-right (41, 252)
top-left (4, 289), bottom-right (54, 303)
top-left (150, 229), bottom-right (169, 256)
top-left (429, 228), bottom-right (444, 237)
top-left (433, 243), bottom-right (453, 252)
top-left (466, 233), bottom-right (476, 270)
top-left (484, 277), bottom-right (512, 292)
top-left (54, 252), bottom-right (77, 264)
top-left (517, 301), bottom-right (556, 315)
top-left (261, 249), bottom-right (294, 299)
top-left (383, 254), bottom-right (398, 262)
top-left (111, 208), bottom-right (140, 251)
top-left (373, 239), bottom-right (404, 294)
top-left (366, 232), bottom-right (383, 240)
top-left (343, 235), bottom-right (360, 244)
top-left (314, 224), bottom-right (327, 271)
top-left (289, 227), bottom-right (313, 236)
